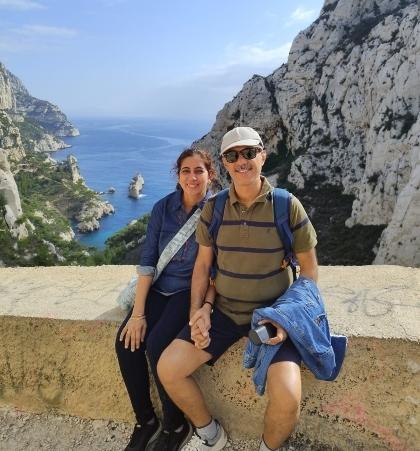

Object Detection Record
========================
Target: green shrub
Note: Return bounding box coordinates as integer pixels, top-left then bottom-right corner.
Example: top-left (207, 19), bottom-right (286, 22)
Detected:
top-left (103, 213), bottom-right (150, 264)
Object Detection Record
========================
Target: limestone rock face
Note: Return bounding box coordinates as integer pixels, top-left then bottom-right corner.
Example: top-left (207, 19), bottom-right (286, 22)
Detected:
top-left (28, 131), bottom-right (70, 153)
top-left (63, 155), bottom-right (84, 184)
top-left (1, 64), bottom-right (79, 137)
top-left (0, 111), bottom-right (25, 162)
top-left (194, 0), bottom-right (420, 267)
top-left (0, 62), bottom-right (76, 153)
top-left (42, 239), bottom-right (66, 262)
top-left (128, 173), bottom-right (144, 199)
top-left (76, 200), bottom-right (115, 233)
top-left (59, 228), bottom-right (75, 242)
top-left (0, 149), bottom-right (28, 239)
top-left (0, 64), bottom-right (14, 110)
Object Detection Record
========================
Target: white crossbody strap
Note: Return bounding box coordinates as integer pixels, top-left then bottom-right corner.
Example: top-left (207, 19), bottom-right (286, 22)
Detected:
top-left (153, 207), bottom-right (201, 283)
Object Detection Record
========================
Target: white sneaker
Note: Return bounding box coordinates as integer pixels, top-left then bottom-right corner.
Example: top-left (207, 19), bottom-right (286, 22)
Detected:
top-left (180, 421), bottom-right (228, 451)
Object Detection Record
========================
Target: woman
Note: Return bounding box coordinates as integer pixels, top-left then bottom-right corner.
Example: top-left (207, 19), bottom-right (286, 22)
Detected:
top-left (115, 148), bottom-right (216, 451)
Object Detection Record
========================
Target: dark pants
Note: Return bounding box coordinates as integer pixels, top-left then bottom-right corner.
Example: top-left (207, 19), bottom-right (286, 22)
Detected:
top-left (115, 288), bottom-right (190, 431)
top-left (177, 306), bottom-right (302, 366)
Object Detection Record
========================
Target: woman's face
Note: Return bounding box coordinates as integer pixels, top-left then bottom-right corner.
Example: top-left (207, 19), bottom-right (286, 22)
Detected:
top-left (178, 155), bottom-right (211, 198)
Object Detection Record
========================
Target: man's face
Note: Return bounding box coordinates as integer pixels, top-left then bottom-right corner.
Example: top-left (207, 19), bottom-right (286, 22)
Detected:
top-left (221, 145), bottom-right (266, 188)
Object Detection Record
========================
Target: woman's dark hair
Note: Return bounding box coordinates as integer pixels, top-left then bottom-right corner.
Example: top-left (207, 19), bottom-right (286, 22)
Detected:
top-left (174, 148), bottom-right (217, 190)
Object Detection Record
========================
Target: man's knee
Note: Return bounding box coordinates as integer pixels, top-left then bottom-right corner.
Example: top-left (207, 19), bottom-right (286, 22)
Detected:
top-left (158, 339), bottom-right (209, 387)
top-left (267, 361), bottom-right (301, 418)
top-left (157, 339), bottom-right (191, 385)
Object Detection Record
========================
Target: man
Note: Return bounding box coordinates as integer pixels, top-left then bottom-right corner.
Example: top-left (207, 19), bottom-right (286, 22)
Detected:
top-left (158, 127), bottom-right (318, 451)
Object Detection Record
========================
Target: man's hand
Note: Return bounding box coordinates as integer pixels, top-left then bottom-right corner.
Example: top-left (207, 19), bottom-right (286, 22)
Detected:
top-left (258, 319), bottom-right (288, 345)
top-left (189, 306), bottom-right (211, 349)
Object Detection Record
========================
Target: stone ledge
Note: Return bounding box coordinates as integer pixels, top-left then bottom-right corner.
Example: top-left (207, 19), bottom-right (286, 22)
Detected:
top-left (0, 266), bottom-right (419, 450)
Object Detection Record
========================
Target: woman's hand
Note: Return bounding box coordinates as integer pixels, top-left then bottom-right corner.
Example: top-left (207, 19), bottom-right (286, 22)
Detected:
top-left (119, 317), bottom-right (147, 352)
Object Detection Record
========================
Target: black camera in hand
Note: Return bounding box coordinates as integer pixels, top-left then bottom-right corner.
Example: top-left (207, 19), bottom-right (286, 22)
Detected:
top-left (248, 322), bottom-right (277, 345)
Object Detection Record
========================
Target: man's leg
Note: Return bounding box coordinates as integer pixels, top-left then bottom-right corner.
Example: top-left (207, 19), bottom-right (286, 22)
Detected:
top-left (158, 338), bottom-right (213, 427)
top-left (158, 307), bottom-right (243, 428)
top-left (263, 359), bottom-right (301, 449)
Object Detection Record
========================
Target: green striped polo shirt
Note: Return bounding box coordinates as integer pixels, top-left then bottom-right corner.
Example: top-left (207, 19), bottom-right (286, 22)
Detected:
top-left (196, 177), bottom-right (317, 325)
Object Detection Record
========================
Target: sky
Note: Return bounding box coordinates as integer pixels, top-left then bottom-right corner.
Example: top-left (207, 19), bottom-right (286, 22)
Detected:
top-left (0, 0), bottom-right (324, 121)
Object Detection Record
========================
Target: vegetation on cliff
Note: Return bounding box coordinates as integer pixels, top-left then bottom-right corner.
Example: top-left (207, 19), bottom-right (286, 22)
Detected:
top-left (102, 214), bottom-right (150, 264)
top-left (0, 149), bottom-right (107, 266)
top-left (14, 117), bottom-right (47, 148)
top-left (0, 140), bottom-right (149, 267)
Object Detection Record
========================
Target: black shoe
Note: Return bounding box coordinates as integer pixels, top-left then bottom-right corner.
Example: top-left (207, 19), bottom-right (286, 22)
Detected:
top-left (124, 419), bottom-right (162, 451)
top-left (150, 421), bottom-right (192, 451)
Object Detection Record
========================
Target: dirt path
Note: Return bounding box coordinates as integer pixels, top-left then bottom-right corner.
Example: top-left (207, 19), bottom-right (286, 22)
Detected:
top-left (1, 407), bottom-right (309, 451)
top-left (0, 407), bottom-right (334, 451)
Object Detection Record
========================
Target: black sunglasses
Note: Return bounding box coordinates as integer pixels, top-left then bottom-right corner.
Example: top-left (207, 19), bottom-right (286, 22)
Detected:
top-left (222, 147), bottom-right (262, 163)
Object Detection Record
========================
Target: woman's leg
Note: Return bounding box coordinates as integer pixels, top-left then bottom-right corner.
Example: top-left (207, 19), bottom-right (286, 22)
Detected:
top-left (115, 289), bottom-right (169, 424)
top-left (146, 289), bottom-right (191, 431)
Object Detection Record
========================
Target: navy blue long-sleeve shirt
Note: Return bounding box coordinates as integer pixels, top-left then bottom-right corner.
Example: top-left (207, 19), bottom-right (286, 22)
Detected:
top-left (138, 189), bottom-right (211, 294)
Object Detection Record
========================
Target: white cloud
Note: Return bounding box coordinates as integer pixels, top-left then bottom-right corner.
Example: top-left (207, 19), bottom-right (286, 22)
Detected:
top-left (226, 42), bottom-right (292, 66)
top-left (13, 24), bottom-right (78, 38)
top-left (193, 41), bottom-right (292, 81)
top-left (290, 6), bottom-right (317, 22)
top-left (0, 24), bottom-right (78, 53)
top-left (0, 0), bottom-right (45, 10)
top-left (139, 41), bottom-right (292, 120)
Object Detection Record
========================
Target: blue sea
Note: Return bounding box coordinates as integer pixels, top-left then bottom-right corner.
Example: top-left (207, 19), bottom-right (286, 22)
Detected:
top-left (58, 117), bottom-right (211, 249)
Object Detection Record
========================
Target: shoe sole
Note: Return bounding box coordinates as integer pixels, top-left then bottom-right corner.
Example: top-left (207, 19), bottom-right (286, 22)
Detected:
top-left (145, 423), bottom-right (163, 451)
top-left (177, 423), bottom-right (193, 450)
top-left (212, 427), bottom-right (228, 451)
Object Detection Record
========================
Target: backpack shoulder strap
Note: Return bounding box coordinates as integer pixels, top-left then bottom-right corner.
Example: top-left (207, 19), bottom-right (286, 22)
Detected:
top-left (208, 188), bottom-right (229, 249)
top-left (207, 188), bottom-right (229, 280)
top-left (272, 188), bottom-right (297, 280)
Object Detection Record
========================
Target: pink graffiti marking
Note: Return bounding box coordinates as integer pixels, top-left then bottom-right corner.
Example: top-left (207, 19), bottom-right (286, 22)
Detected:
top-left (321, 398), bottom-right (409, 451)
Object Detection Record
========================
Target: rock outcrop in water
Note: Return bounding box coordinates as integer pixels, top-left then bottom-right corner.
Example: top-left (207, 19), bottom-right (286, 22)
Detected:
top-left (76, 200), bottom-right (115, 233)
top-left (128, 173), bottom-right (144, 199)
top-left (194, 0), bottom-right (419, 267)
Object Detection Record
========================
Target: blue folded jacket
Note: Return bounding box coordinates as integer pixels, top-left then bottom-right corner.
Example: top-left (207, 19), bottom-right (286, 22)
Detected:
top-left (243, 276), bottom-right (347, 395)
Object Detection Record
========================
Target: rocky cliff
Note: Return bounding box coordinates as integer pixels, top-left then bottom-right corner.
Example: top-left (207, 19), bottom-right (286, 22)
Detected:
top-left (0, 63), bottom-right (79, 152)
top-left (0, 111), bottom-right (26, 162)
top-left (2, 63), bottom-right (79, 137)
top-left (0, 67), bottom-right (14, 110)
top-left (0, 149), bottom-right (29, 240)
top-left (195, 0), bottom-right (419, 267)
top-left (0, 64), bottom-right (113, 267)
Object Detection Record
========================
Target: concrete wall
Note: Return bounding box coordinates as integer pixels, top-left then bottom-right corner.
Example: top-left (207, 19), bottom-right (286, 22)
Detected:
top-left (0, 266), bottom-right (419, 450)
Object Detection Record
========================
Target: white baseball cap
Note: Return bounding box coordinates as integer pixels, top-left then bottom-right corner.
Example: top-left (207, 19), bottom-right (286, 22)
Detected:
top-left (220, 127), bottom-right (264, 155)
